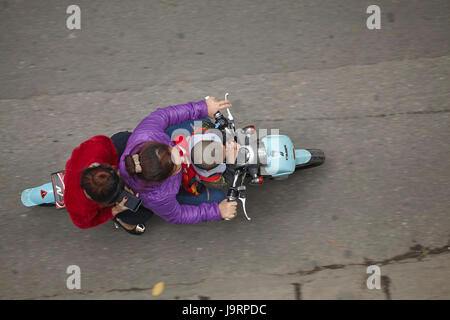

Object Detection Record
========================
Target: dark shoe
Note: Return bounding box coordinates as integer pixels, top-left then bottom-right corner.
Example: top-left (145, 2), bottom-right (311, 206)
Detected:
top-left (113, 217), bottom-right (146, 236)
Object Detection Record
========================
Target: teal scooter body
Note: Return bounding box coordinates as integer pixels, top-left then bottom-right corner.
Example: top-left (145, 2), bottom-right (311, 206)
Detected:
top-left (21, 171), bottom-right (66, 208)
top-left (260, 135), bottom-right (312, 177)
top-left (21, 182), bottom-right (55, 207)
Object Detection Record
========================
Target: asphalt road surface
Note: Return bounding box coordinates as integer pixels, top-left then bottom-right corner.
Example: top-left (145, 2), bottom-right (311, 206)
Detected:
top-left (0, 0), bottom-right (449, 299)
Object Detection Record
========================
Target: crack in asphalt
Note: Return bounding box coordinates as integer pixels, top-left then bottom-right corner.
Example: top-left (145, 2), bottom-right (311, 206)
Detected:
top-left (381, 276), bottom-right (392, 300)
top-left (21, 279), bottom-right (207, 299)
top-left (291, 283), bottom-right (302, 300)
top-left (272, 241), bottom-right (449, 300)
top-left (106, 287), bottom-right (153, 294)
top-left (267, 240), bottom-right (450, 278)
top-left (254, 109), bottom-right (450, 123)
top-left (20, 241), bottom-right (450, 300)
top-left (104, 279), bottom-right (207, 294)
top-left (102, 240), bottom-right (449, 300)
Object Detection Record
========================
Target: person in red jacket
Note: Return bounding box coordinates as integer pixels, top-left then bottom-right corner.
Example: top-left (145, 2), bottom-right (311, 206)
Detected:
top-left (64, 134), bottom-right (153, 235)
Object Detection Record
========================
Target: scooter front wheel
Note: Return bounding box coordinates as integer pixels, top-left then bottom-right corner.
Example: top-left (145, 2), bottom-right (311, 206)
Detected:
top-left (295, 149), bottom-right (325, 170)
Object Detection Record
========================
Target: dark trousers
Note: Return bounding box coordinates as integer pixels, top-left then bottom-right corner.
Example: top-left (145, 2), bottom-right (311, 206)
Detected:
top-left (110, 131), bottom-right (154, 225)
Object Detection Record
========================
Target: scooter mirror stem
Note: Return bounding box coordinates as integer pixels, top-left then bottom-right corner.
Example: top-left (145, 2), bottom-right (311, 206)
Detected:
top-left (224, 93), bottom-right (233, 121)
top-left (231, 169), bottom-right (241, 188)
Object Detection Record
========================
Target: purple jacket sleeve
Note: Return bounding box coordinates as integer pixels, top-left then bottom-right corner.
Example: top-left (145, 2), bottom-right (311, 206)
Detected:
top-left (120, 100), bottom-right (222, 224)
top-left (157, 197), bottom-right (222, 225)
top-left (144, 178), bottom-right (223, 224)
top-left (134, 100), bottom-right (208, 137)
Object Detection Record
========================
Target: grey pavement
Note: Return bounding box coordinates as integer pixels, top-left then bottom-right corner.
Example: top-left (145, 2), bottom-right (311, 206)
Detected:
top-left (0, 0), bottom-right (449, 300)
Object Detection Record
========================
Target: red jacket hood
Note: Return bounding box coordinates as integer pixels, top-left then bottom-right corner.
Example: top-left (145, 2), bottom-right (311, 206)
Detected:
top-left (64, 135), bottom-right (118, 229)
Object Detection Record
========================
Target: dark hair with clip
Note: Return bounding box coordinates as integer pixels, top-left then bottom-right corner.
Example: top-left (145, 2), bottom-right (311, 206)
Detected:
top-left (124, 141), bottom-right (175, 183)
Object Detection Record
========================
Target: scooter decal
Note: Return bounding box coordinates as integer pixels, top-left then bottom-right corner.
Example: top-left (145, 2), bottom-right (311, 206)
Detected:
top-left (40, 190), bottom-right (48, 199)
top-left (51, 171), bottom-right (66, 209)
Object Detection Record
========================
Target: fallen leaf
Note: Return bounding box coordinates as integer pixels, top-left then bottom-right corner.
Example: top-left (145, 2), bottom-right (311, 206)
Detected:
top-left (328, 240), bottom-right (345, 247)
top-left (152, 282), bottom-right (165, 296)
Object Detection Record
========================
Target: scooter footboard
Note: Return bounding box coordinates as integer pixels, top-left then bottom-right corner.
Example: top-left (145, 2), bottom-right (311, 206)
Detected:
top-left (21, 182), bottom-right (55, 207)
top-left (21, 171), bottom-right (66, 209)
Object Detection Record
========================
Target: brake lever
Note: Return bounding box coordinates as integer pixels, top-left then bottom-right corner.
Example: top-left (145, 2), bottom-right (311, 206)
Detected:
top-left (238, 172), bottom-right (251, 221)
top-left (237, 185), bottom-right (251, 221)
top-left (225, 171), bottom-right (251, 221)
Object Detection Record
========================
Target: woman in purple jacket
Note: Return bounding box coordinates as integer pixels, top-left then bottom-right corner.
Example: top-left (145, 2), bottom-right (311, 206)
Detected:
top-left (119, 97), bottom-right (238, 225)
